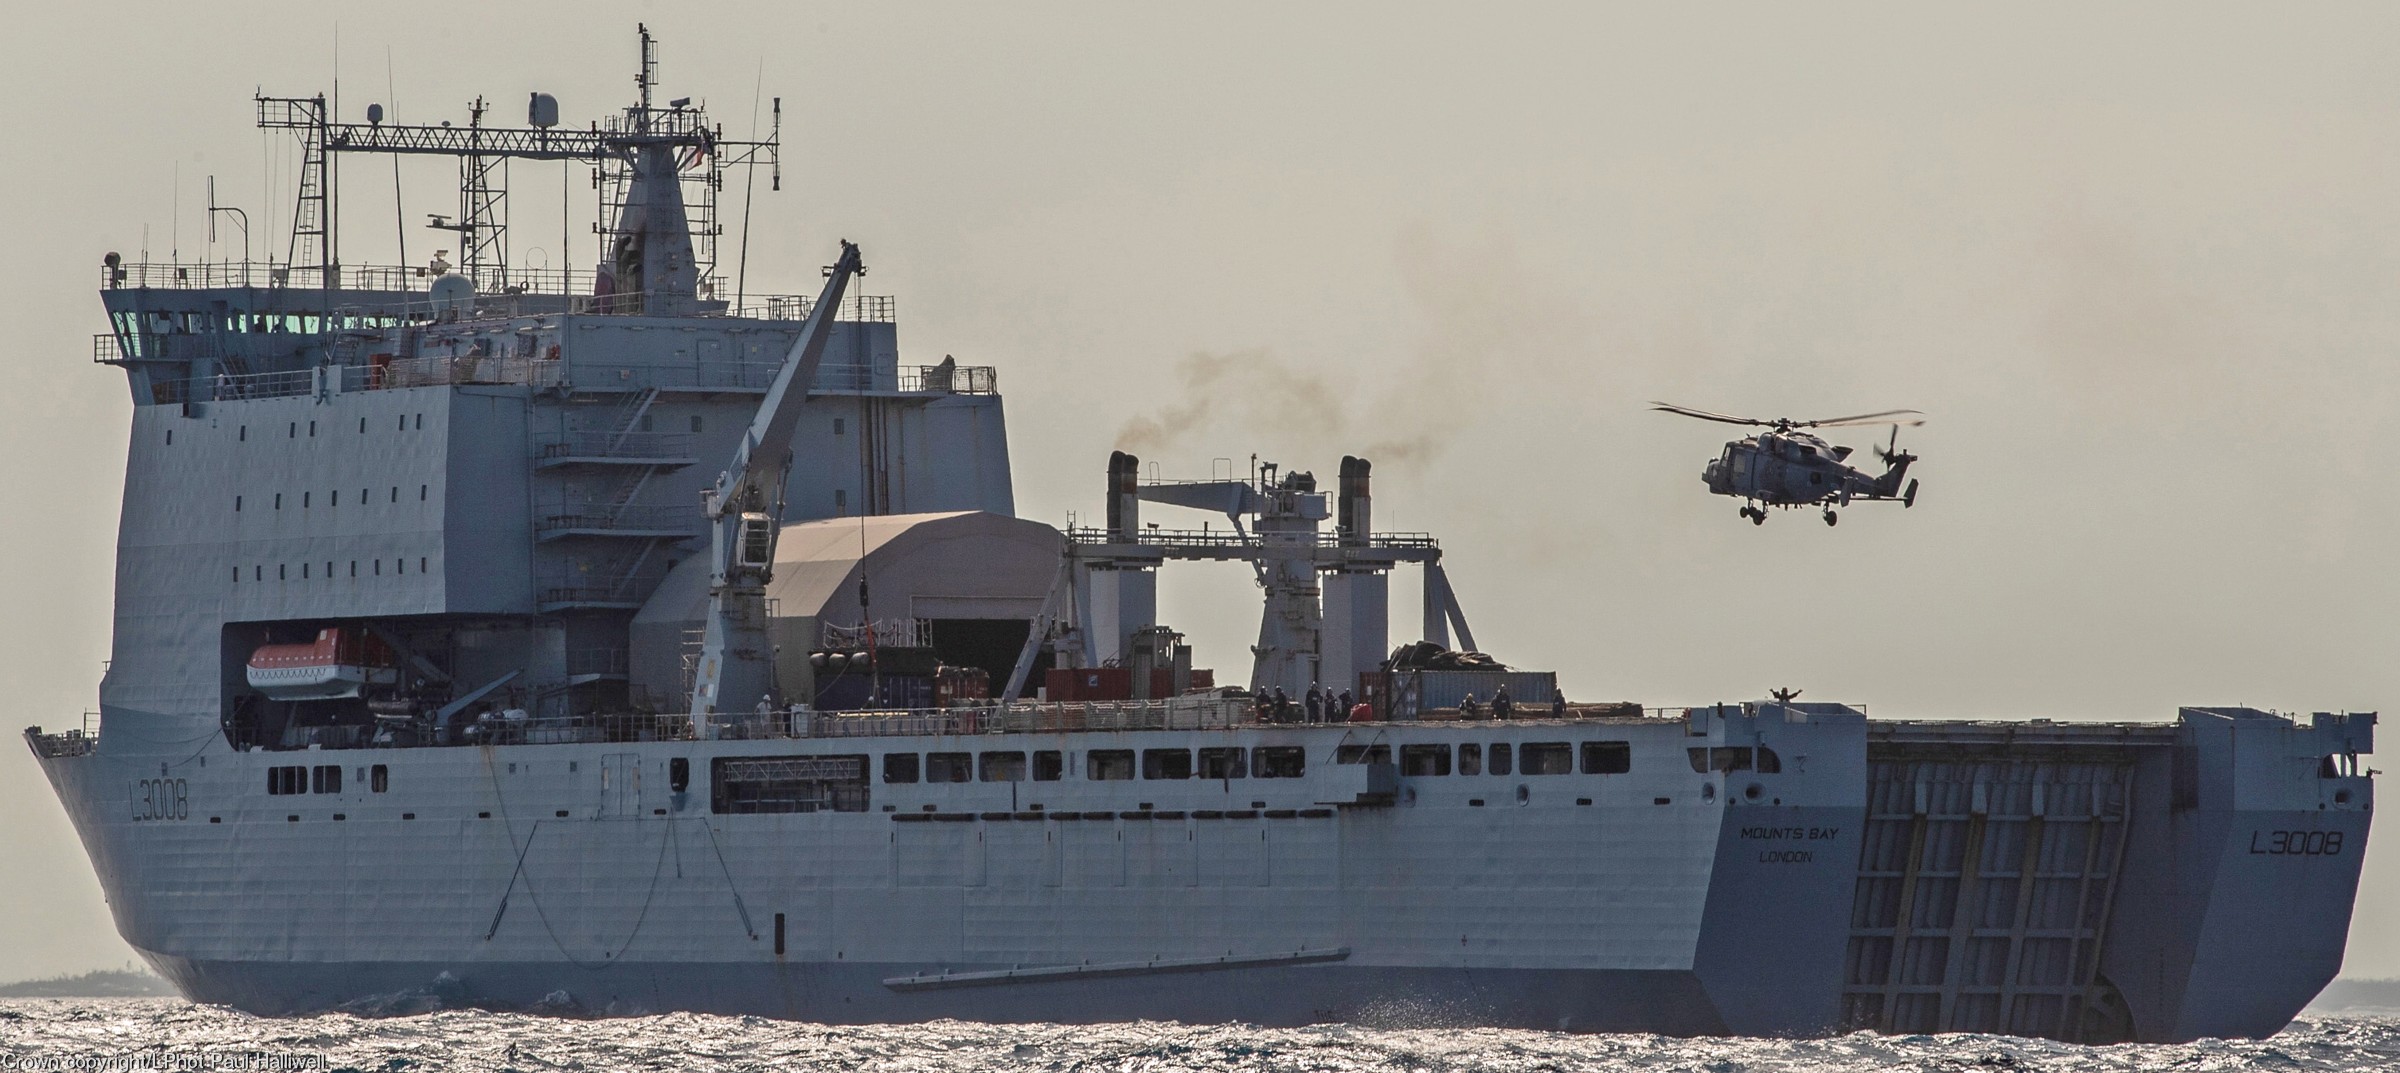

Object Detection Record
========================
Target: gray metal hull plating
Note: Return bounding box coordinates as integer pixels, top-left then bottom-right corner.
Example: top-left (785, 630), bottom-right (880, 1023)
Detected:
top-left (147, 957), bottom-right (1732, 1033)
top-left (31, 705), bottom-right (2371, 1041)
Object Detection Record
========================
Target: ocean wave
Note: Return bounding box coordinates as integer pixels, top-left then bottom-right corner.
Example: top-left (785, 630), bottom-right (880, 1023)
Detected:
top-left (0, 1000), bottom-right (2393, 1072)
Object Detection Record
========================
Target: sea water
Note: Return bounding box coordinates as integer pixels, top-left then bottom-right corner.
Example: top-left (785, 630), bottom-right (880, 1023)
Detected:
top-left (1, 1000), bottom-right (2394, 1072)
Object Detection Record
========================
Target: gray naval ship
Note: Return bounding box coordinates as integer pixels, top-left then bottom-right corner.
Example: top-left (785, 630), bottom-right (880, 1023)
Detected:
top-left (25, 32), bottom-right (2378, 1042)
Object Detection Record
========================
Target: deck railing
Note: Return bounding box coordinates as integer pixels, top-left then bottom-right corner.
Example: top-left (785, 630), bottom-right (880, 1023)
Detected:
top-left (38, 700), bottom-right (1683, 758)
top-left (25, 713), bottom-right (100, 759)
top-left (535, 505), bottom-right (699, 537)
top-left (537, 430), bottom-right (698, 462)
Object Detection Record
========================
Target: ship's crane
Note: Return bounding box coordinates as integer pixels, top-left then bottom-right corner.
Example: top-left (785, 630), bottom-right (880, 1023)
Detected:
top-left (687, 240), bottom-right (866, 738)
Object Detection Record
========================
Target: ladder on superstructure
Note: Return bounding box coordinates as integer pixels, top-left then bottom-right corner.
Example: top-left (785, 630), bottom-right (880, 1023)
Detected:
top-left (257, 95), bottom-right (336, 284)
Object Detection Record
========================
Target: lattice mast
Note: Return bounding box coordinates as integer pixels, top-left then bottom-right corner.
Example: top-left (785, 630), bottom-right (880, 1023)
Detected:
top-left (253, 25), bottom-right (779, 305)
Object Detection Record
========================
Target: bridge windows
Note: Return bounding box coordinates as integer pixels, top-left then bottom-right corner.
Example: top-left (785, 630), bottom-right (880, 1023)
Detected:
top-left (1335, 744), bottom-right (1390, 765)
top-left (1033, 750), bottom-right (1063, 781)
top-left (1142, 749), bottom-right (1192, 780)
top-left (370, 765), bottom-right (388, 793)
top-left (712, 755), bottom-right (869, 814)
top-left (1087, 749), bottom-right (1135, 781)
top-left (1519, 743), bottom-right (1573, 774)
top-left (1458, 743), bottom-right (1482, 775)
top-left (1581, 741), bottom-right (1631, 775)
top-left (1197, 747), bottom-right (1247, 780)
top-left (1689, 746), bottom-right (1775, 773)
top-left (979, 751), bottom-right (1026, 782)
top-left (1252, 746), bottom-right (1305, 778)
top-left (883, 753), bottom-right (920, 783)
top-left (1488, 743), bottom-right (1513, 776)
top-left (265, 765), bottom-right (346, 794)
top-left (925, 752), bottom-right (971, 783)
top-left (1400, 743), bottom-right (1451, 777)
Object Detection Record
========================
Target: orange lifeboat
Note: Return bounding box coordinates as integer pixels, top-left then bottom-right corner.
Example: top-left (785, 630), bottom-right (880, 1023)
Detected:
top-left (245, 628), bottom-right (398, 700)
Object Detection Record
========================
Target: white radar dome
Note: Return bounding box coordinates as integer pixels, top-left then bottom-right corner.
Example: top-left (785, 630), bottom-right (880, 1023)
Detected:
top-left (429, 275), bottom-right (475, 322)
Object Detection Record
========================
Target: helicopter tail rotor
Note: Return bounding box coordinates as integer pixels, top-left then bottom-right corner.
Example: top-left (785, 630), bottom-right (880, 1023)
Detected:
top-left (1871, 426), bottom-right (1920, 501)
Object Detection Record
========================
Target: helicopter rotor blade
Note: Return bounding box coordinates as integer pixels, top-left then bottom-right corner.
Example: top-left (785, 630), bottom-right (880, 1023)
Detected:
top-left (1801, 409), bottom-right (1925, 428)
top-left (1648, 402), bottom-right (1772, 427)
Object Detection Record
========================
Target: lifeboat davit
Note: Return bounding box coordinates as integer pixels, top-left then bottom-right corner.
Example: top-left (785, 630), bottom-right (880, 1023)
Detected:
top-left (246, 628), bottom-right (398, 700)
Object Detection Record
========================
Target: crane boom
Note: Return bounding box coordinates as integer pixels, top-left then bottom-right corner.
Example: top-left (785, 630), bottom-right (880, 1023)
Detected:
top-left (687, 240), bottom-right (866, 737)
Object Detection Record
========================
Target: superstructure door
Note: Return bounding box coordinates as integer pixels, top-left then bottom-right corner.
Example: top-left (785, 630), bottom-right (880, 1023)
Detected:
top-left (601, 752), bottom-right (642, 818)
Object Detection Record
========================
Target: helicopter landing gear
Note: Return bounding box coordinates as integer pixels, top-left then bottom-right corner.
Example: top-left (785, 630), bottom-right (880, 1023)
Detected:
top-left (1822, 509), bottom-right (1839, 526)
top-left (1741, 506), bottom-right (1764, 525)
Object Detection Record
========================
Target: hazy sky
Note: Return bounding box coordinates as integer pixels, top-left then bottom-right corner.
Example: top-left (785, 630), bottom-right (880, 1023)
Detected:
top-left (4, 2), bottom-right (2398, 982)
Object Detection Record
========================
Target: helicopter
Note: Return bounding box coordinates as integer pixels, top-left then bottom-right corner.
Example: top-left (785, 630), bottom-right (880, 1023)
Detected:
top-left (1651, 402), bottom-right (1923, 526)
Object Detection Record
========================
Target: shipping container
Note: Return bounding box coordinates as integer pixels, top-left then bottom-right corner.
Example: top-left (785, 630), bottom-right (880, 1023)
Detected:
top-left (1044, 667), bottom-right (1219, 702)
top-left (1367, 669), bottom-right (1557, 720)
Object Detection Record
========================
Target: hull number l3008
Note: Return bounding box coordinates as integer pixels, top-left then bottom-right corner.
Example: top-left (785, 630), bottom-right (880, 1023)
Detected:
top-left (2249, 829), bottom-right (2343, 856)
top-left (130, 778), bottom-right (189, 822)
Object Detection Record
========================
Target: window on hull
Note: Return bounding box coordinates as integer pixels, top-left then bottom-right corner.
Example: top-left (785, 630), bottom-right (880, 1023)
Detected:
top-left (1087, 750), bottom-right (1134, 781)
top-left (711, 755), bottom-right (870, 814)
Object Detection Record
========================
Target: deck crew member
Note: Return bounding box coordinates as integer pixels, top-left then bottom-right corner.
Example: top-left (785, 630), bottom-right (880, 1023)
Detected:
top-left (1493, 683), bottom-right (1513, 720)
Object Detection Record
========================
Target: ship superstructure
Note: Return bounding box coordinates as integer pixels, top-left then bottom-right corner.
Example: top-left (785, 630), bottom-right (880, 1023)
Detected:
top-left (25, 35), bottom-right (2378, 1043)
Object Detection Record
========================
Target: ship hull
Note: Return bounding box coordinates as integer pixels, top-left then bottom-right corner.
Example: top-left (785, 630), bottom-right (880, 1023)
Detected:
top-left (31, 704), bottom-right (2372, 1042)
top-left (146, 955), bottom-right (1736, 1032)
